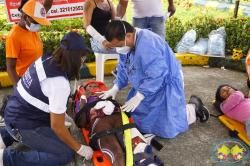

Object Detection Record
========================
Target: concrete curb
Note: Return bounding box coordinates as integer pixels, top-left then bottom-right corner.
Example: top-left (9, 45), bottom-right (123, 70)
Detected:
top-left (0, 53), bottom-right (209, 88)
top-left (0, 72), bottom-right (12, 88)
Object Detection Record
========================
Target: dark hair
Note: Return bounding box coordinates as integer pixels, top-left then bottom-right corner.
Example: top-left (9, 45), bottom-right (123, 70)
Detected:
top-left (104, 20), bottom-right (135, 42)
top-left (51, 45), bottom-right (87, 80)
top-left (214, 84), bottom-right (237, 112)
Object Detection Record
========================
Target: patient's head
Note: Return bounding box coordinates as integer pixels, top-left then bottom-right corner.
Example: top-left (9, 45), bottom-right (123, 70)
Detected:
top-left (84, 83), bottom-right (100, 97)
top-left (214, 84), bottom-right (237, 112)
top-left (83, 81), bottom-right (108, 98)
top-left (215, 84), bottom-right (237, 102)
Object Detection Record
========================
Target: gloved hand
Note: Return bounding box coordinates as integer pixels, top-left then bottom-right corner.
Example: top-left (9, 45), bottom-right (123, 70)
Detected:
top-left (99, 84), bottom-right (119, 99)
top-left (94, 101), bottom-right (115, 115)
top-left (77, 144), bottom-right (93, 160)
top-left (121, 92), bottom-right (144, 112)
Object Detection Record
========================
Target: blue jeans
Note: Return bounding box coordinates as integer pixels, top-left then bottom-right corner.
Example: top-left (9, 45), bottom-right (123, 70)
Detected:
top-left (133, 16), bottom-right (165, 39)
top-left (0, 126), bottom-right (74, 166)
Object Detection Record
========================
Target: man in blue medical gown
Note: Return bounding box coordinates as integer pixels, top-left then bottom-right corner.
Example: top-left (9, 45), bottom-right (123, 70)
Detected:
top-left (100, 20), bottom-right (209, 138)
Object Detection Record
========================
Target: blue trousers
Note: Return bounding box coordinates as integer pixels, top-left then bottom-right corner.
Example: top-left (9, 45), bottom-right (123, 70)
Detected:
top-left (0, 126), bottom-right (74, 166)
top-left (132, 16), bottom-right (165, 40)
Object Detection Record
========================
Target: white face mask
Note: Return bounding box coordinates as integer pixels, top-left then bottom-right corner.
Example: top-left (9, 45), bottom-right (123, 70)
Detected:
top-left (26, 23), bottom-right (41, 32)
top-left (116, 35), bottom-right (131, 55)
top-left (116, 46), bottom-right (131, 55)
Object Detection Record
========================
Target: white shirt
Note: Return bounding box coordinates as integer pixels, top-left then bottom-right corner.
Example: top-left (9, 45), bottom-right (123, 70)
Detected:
top-left (132, 0), bottom-right (164, 18)
top-left (41, 76), bottom-right (70, 114)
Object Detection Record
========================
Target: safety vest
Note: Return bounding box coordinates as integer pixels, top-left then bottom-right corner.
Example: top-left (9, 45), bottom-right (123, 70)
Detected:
top-left (4, 54), bottom-right (68, 129)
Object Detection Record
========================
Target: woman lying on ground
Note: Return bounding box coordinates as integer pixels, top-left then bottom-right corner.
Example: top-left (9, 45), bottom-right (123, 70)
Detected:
top-left (215, 84), bottom-right (250, 140)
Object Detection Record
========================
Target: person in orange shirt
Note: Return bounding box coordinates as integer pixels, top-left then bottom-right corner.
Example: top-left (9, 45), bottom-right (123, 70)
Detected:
top-left (6, 0), bottom-right (51, 86)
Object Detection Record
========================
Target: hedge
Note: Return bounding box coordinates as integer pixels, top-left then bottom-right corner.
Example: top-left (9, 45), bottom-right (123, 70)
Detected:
top-left (0, 16), bottom-right (249, 71)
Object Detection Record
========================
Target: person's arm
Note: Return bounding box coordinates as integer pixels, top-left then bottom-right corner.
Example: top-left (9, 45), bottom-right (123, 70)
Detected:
top-left (167, 0), bottom-right (175, 17)
top-left (116, 0), bottom-right (128, 18)
top-left (50, 113), bottom-right (81, 151)
top-left (43, 0), bottom-right (53, 13)
top-left (109, 0), bottom-right (116, 19)
top-left (83, 0), bottom-right (94, 29)
top-left (113, 55), bottom-right (129, 89)
top-left (134, 36), bottom-right (170, 97)
top-left (6, 34), bottom-right (21, 86)
top-left (83, 0), bottom-right (111, 49)
top-left (220, 91), bottom-right (244, 114)
top-left (6, 58), bottom-right (19, 86)
top-left (42, 77), bottom-right (93, 159)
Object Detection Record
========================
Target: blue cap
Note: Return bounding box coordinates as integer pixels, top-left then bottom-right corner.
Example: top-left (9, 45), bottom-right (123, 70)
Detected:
top-left (60, 32), bottom-right (92, 53)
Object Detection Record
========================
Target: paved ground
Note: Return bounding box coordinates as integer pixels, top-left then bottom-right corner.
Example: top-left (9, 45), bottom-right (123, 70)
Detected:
top-left (0, 66), bottom-right (250, 166)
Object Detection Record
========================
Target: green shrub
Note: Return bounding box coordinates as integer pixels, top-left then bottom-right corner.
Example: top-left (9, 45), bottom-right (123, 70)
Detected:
top-left (0, 39), bottom-right (5, 71)
top-left (165, 17), bottom-right (186, 49)
top-left (0, 28), bottom-right (94, 71)
top-left (0, 16), bottom-right (249, 71)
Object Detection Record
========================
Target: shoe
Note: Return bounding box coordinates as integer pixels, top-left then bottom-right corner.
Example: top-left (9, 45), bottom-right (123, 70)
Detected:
top-left (188, 95), bottom-right (210, 122)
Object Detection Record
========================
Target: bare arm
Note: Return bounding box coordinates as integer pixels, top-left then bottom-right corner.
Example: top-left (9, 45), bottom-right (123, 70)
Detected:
top-left (109, 0), bottom-right (116, 19)
top-left (43, 0), bottom-right (53, 13)
top-left (116, 0), bottom-right (128, 18)
top-left (83, 0), bottom-right (94, 28)
top-left (50, 112), bottom-right (81, 152)
top-left (6, 58), bottom-right (19, 86)
top-left (167, 0), bottom-right (175, 17)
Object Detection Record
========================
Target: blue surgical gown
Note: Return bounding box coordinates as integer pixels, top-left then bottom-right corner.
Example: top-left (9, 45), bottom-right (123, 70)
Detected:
top-left (115, 29), bottom-right (188, 138)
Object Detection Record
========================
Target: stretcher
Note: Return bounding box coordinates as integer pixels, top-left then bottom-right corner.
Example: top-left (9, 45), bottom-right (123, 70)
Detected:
top-left (82, 128), bottom-right (112, 166)
top-left (219, 115), bottom-right (250, 146)
top-left (81, 112), bottom-right (134, 166)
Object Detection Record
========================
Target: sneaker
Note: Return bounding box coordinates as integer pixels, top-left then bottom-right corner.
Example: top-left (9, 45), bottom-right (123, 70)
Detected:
top-left (188, 95), bottom-right (210, 122)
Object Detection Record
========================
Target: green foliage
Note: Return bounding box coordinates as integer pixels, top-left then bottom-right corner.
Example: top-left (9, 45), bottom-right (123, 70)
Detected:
top-left (0, 39), bottom-right (5, 71)
top-left (165, 17), bottom-right (186, 49)
top-left (40, 29), bottom-right (95, 63)
top-left (224, 18), bottom-right (250, 54)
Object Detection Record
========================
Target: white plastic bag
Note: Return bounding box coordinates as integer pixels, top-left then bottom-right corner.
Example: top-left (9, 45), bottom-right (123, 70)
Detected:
top-left (176, 29), bottom-right (197, 54)
top-left (207, 27), bottom-right (226, 57)
top-left (189, 38), bottom-right (208, 55)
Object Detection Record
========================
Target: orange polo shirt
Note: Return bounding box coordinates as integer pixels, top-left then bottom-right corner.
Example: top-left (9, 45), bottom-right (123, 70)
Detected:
top-left (6, 24), bottom-right (43, 77)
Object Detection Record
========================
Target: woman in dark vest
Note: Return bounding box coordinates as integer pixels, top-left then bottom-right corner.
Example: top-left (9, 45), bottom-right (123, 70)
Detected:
top-left (0, 32), bottom-right (93, 166)
top-left (83, 0), bottom-right (116, 53)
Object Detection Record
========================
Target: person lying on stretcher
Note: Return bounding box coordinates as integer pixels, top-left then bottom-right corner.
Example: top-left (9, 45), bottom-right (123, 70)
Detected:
top-left (214, 84), bottom-right (250, 140)
top-left (69, 81), bottom-right (164, 166)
